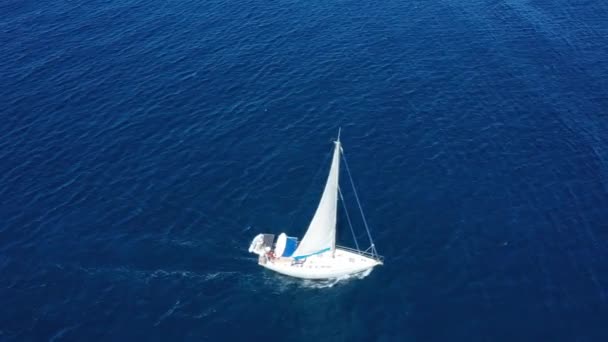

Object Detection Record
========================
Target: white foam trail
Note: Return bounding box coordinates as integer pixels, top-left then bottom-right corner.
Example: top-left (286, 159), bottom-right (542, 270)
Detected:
top-left (70, 264), bottom-right (238, 283)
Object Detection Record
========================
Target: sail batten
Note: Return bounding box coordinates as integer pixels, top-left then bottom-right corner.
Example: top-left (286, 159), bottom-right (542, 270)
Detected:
top-left (292, 140), bottom-right (341, 258)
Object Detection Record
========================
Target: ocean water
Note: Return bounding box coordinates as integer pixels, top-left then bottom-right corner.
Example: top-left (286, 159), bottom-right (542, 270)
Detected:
top-left (2, 0), bottom-right (608, 340)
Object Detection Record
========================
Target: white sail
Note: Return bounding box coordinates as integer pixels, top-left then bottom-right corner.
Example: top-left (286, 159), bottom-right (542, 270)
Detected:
top-left (292, 139), bottom-right (341, 258)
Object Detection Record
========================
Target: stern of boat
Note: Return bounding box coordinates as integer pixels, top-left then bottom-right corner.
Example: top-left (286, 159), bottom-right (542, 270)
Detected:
top-left (248, 233), bottom-right (274, 256)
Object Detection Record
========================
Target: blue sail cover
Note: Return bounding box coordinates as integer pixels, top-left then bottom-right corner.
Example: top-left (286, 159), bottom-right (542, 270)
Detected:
top-left (282, 237), bottom-right (298, 257)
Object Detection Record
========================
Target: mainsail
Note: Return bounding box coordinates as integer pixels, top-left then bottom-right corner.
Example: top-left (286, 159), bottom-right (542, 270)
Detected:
top-left (292, 139), bottom-right (341, 258)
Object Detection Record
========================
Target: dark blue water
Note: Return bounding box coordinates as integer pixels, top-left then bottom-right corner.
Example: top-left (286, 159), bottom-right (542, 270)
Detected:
top-left (2, 0), bottom-right (608, 340)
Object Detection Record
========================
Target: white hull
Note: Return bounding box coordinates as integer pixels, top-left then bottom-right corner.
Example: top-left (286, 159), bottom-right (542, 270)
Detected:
top-left (248, 133), bottom-right (383, 280)
top-left (258, 247), bottom-right (382, 280)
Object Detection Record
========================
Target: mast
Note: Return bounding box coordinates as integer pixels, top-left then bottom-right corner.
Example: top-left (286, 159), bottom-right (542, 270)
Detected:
top-left (333, 128), bottom-right (341, 257)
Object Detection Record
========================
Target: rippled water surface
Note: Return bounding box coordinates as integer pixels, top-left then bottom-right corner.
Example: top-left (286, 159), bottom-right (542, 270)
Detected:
top-left (2, 0), bottom-right (608, 340)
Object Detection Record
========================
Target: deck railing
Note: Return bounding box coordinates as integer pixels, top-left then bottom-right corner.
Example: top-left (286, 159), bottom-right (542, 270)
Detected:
top-left (336, 245), bottom-right (384, 263)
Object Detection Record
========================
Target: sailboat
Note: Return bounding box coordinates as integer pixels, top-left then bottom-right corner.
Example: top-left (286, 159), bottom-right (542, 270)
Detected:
top-left (248, 130), bottom-right (383, 279)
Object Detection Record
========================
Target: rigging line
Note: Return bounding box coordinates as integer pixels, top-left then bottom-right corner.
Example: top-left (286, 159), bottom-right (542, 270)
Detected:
top-left (338, 186), bottom-right (361, 253)
top-left (287, 146), bottom-right (334, 232)
top-left (341, 149), bottom-right (378, 256)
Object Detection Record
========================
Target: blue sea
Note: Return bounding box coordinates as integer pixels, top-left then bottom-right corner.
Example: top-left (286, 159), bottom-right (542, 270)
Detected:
top-left (2, 0), bottom-right (608, 340)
